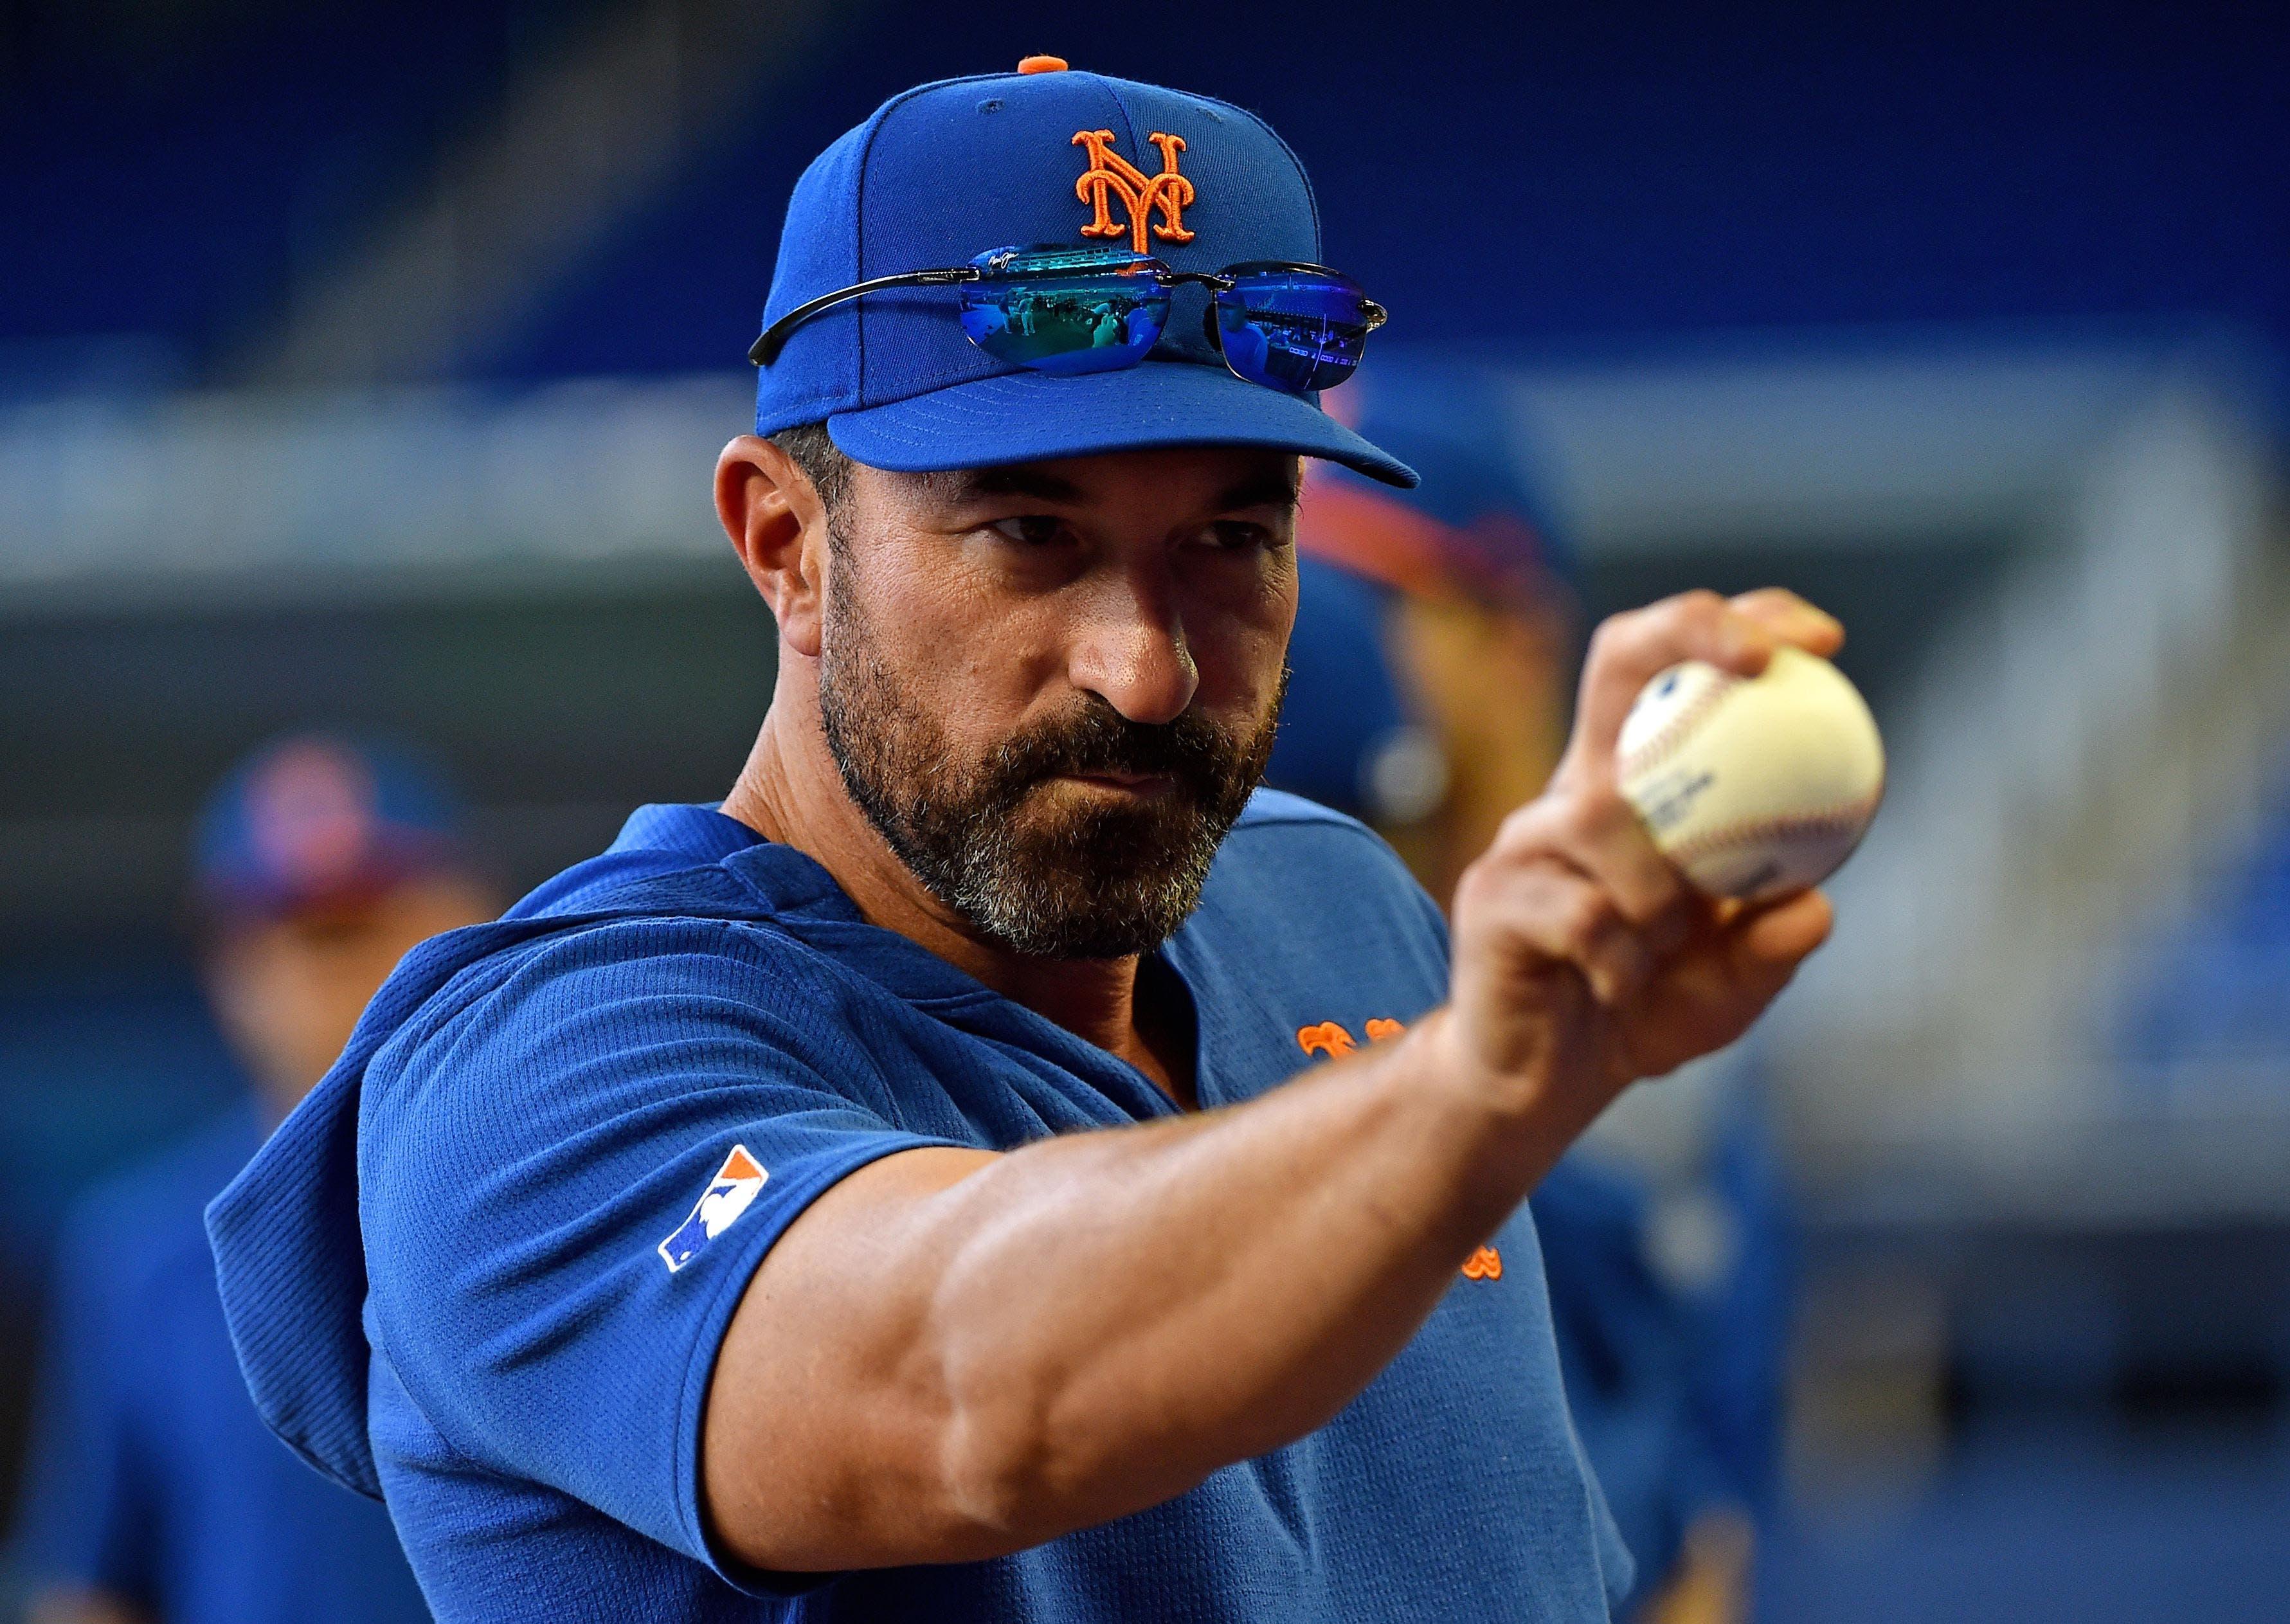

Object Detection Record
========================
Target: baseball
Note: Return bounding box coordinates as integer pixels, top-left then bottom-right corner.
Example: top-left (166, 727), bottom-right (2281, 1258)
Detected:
top-left (1616, 644), bottom-right (1886, 903)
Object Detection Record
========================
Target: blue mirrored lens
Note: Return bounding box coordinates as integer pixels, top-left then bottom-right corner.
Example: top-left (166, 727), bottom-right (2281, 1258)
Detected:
top-left (1214, 268), bottom-right (1376, 393)
top-left (958, 246), bottom-right (1170, 375)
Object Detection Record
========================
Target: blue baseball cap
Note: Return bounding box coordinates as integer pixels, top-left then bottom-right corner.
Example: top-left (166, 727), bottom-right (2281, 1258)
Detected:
top-left (194, 735), bottom-right (465, 923)
top-left (754, 60), bottom-right (1416, 487)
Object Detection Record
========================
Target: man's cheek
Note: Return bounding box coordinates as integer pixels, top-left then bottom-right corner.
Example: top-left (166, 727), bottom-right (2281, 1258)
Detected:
top-left (1199, 622), bottom-right (1288, 703)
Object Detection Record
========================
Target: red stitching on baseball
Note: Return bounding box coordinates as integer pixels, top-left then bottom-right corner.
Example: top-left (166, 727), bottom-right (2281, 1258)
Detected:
top-left (1663, 793), bottom-right (1884, 866)
top-left (1618, 669), bottom-right (1742, 781)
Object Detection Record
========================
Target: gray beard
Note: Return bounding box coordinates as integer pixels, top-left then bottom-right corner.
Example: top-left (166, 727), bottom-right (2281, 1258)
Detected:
top-left (815, 557), bottom-right (1280, 961)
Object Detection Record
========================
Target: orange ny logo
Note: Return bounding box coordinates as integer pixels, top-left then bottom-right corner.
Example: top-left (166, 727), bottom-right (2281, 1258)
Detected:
top-left (1297, 1018), bottom-right (1405, 1061)
top-left (1071, 129), bottom-right (1197, 255)
top-left (1461, 1246), bottom-right (1503, 1282)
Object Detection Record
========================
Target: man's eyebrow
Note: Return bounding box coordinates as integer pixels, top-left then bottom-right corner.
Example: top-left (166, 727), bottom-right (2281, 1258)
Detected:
top-left (928, 465), bottom-right (1090, 505)
top-left (1215, 471), bottom-right (1303, 512)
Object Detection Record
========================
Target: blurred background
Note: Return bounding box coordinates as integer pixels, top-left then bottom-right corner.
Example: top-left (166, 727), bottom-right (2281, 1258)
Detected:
top-left (3, 1), bottom-right (2287, 1619)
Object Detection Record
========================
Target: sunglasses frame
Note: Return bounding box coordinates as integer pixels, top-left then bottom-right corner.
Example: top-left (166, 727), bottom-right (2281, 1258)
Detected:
top-left (749, 246), bottom-right (1387, 391)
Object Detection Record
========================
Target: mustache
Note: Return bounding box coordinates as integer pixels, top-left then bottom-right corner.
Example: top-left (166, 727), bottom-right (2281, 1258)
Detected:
top-left (984, 698), bottom-right (1249, 793)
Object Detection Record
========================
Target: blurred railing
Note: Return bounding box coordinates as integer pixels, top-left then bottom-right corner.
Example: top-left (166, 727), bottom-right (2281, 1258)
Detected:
top-left (1486, 336), bottom-right (2289, 1225)
top-left (0, 377), bottom-right (748, 608)
top-left (1762, 368), bottom-right (2290, 1222)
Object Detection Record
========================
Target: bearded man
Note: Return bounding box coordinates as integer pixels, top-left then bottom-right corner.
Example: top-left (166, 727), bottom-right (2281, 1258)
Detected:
top-left (210, 60), bottom-right (1839, 1624)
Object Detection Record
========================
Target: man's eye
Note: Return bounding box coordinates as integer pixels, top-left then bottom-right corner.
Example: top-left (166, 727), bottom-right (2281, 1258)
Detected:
top-left (1204, 519), bottom-right (1277, 552)
top-left (989, 515), bottom-right (1070, 547)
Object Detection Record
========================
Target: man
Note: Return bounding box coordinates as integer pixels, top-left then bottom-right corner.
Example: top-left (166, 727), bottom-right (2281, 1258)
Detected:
top-left (14, 735), bottom-right (491, 1624)
top-left (210, 61), bottom-right (1840, 1621)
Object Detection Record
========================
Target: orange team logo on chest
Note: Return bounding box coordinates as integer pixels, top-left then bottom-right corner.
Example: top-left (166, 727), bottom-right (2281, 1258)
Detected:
top-left (1072, 129), bottom-right (1197, 254)
top-left (1461, 1246), bottom-right (1503, 1281)
top-left (1297, 1017), bottom-right (1409, 1061)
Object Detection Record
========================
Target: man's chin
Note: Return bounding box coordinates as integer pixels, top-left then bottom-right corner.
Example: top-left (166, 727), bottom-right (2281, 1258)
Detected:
top-left (971, 894), bottom-right (1187, 961)
top-left (957, 827), bottom-right (1221, 960)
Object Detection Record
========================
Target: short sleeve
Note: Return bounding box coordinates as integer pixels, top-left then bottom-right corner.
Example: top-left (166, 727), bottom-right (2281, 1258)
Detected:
top-left (358, 921), bottom-right (960, 1582)
top-left (13, 1205), bottom-right (163, 1607)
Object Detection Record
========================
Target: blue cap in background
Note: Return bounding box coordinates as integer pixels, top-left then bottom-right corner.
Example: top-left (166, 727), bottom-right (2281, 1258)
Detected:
top-left (1270, 356), bottom-right (1576, 820)
top-left (754, 60), bottom-right (1414, 486)
top-left (1308, 357), bottom-right (1575, 597)
top-left (193, 735), bottom-right (464, 923)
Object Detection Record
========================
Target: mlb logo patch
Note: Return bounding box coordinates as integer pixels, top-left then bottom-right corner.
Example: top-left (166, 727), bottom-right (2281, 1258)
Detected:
top-left (658, 1145), bottom-right (768, 1274)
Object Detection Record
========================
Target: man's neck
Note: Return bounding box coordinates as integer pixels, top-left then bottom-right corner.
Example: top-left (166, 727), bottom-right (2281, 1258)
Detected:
top-left (720, 707), bottom-right (1198, 1108)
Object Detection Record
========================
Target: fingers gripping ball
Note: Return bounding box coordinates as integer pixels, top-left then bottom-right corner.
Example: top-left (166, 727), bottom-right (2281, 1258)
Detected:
top-left (1616, 645), bottom-right (1884, 903)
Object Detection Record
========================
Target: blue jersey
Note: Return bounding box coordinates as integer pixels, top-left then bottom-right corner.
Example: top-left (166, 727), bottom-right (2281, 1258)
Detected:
top-left (14, 1106), bottom-right (430, 1624)
top-left (210, 797), bottom-right (1631, 1621)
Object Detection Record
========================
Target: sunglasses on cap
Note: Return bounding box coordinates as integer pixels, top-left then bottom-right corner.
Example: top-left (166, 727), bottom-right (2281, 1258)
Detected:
top-left (750, 244), bottom-right (1387, 396)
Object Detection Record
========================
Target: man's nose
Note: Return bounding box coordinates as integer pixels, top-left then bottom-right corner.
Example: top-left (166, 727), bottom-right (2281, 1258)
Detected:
top-left (1066, 575), bottom-right (1199, 726)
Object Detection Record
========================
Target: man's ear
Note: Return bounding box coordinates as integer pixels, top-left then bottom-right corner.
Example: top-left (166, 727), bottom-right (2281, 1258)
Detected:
top-left (716, 434), bottom-right (831, 658)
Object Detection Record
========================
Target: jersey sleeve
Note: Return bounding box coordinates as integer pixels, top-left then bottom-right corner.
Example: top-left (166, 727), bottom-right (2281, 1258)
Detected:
top-left (12, 1200), bottom-right (163, 1609)
top-left (357, 920), bottom-right (962, 1591)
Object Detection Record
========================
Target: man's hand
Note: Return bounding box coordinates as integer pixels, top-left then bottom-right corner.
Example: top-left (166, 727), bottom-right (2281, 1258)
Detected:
top-left (1429, 589), bottom-right (1841, 1148)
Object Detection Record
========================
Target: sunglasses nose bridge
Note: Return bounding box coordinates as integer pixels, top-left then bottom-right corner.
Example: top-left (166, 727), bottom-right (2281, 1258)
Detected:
top-left (1141, 276), bottom-right (1219, 366)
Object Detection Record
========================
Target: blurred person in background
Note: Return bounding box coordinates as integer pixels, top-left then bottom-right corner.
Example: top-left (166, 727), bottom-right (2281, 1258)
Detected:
top-left (11, 735), bottom-right (494, 1624)
top-left (1265, 361), bottom-right (1789, 1623)
top-left (1267, 364), bottom-right (1574, 899)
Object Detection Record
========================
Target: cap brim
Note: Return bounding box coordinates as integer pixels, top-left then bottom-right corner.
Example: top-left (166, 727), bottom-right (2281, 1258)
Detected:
top-left (825, 361), bottom-right (1418, 488)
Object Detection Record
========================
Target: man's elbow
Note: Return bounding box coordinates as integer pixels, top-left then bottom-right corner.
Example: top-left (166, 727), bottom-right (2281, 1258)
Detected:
top-left (705, 1366), bottom-right (1080, 1571)
top-left (930, 1351), bottom-right (1204, 1559)
top-left (928, 1363), bottom-right (1079, 1555)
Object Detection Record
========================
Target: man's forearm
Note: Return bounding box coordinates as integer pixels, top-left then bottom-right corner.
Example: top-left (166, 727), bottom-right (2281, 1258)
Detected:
top-left (920, 1013), bottom-right (1573, 1529)
top-left (707, 1011), bottom-right (1592, 1571)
